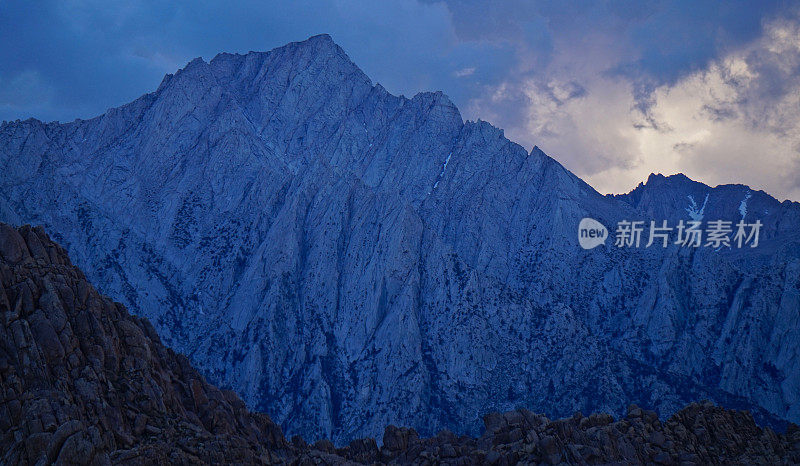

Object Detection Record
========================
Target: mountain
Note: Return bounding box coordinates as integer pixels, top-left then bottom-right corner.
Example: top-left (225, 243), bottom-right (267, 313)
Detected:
top-left (1, 34), bottom-right (799, 443)
top-left (3, 221), bottom-right (799, 464)
top-left (0, 223), bottom-right (289, 464)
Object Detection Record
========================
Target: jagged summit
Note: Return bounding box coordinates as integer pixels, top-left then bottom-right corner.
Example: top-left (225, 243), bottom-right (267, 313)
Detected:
top-left (627, 172), bottom-right (791, 207)
top-left (282, 32), bottom-right (341, 53)
top-left (4, 34), bottom-right (471, 153)
top-left (205, 33), bottom-right (361, 76)
top-left (635, 173), bottom-right (757, 195)
top-left (644, 172), bottom-right (693, 185)
top-left (614, 172), bottom-right (800, 241)
top-left (1, 35), bottom-right (800, 445)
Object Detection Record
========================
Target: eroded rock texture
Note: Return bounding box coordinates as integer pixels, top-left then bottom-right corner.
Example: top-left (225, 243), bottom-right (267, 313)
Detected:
top-left (322, 403), bottom-right (800, 465)
top-left (0, 223), bottom-right (288, 464)
top-left (2, 222), bottom-right (799, 464)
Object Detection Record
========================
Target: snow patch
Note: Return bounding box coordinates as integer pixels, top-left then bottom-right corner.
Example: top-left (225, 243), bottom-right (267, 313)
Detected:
top-left (738, 190), bottom-right (752, 220)
top-left (685, 193), bottom-right (709, 221)
top-left (432, 152), bottom-right (452, 190)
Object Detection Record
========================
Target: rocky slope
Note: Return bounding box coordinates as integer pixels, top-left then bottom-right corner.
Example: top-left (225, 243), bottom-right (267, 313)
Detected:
top-left (0, 223), bottom-right (289, 464)
top-left (2, 221), bottom-right (799, 465)
top-left (1, 34), bottom-right (799, 443)
top-left (331, 402), bottom-right (800, 465)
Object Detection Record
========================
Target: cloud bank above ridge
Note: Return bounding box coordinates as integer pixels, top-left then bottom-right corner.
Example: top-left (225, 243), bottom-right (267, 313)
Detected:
top-left (458, 1), bottom-right (800, 201)
top-left (1, 0), bottom-right (798, 200)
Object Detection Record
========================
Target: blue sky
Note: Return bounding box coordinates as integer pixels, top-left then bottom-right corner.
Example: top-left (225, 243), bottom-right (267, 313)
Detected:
top-left (2, 1), bottom-right (799, 200)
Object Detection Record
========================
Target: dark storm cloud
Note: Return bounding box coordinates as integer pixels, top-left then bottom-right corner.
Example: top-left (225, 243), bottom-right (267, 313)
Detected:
top-left (3, 0), bottom-right (783, 122)
top-left (439, 0), bottom-right (787, 96)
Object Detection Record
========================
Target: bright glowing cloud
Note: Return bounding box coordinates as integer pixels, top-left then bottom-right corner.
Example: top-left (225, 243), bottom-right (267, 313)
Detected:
top-left (467, 14), bottom-right (800, 201)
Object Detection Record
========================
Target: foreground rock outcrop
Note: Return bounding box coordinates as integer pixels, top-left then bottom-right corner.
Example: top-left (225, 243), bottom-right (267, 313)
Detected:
top-left (0, 223), bottom-right (289, 464)
top-left (360, 403), bottom-right (800, 465)
top-left (2, 222), bottom-right (800, 464)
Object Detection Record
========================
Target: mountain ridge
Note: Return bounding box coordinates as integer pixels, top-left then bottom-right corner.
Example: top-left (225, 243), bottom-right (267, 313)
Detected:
top-left (1, 34), bottom-right (799, 444)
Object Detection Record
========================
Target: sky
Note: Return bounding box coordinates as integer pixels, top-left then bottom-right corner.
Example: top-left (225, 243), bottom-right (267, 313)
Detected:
top-left (2, 1), bottom-right (799, 200)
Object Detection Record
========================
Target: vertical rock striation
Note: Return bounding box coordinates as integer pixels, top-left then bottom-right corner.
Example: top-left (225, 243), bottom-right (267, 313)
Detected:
top-left (2, 221), bottom-right (799, 465)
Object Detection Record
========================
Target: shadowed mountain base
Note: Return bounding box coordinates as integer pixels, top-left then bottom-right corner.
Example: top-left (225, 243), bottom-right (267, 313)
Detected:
top-left (1, 222), bottom-right (799, 465)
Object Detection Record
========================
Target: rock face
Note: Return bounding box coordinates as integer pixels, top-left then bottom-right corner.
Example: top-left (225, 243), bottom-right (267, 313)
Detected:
top-left (0, 223), bottom-right (288, 464)
top-left (2, 222), bottom-right (800, 465)
top-left (357, 402), bottom-right (800, 465)
top-left (1, 34), bottom-right (800, 443)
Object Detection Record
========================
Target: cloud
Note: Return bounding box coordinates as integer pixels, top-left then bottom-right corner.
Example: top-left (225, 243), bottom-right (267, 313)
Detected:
top-left (462, 7), bottom-right (800, 201)
top-left (0, 71), bottom-right (56, 113)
